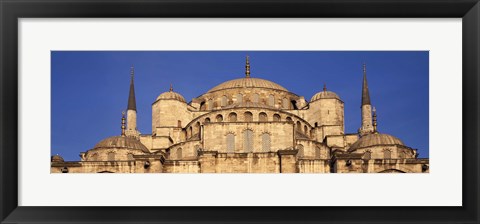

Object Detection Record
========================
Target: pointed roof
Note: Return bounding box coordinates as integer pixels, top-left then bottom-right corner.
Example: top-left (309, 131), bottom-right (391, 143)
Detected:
top-left (127, 66), bottom-right (137, 111)
top-left (361, 63), bottom-right (371, 106)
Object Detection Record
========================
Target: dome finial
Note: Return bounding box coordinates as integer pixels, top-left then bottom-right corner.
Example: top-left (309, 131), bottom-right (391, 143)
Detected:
top-left (121, 111), bottom-right (126, 136)
top-left (245, 55), bottom-right (251, 78)
top-left (372, 107), bottom-right (378, 133)
top-left (169, 84), bottom-right (173, 92)
top-left (323, 83), bottom-right (327, 92)
top-left (130, 65), bottom-right (134, 78)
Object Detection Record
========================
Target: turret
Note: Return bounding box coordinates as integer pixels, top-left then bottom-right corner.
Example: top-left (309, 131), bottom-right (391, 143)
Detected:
top-left (359, 63), bottom-right (374, 136)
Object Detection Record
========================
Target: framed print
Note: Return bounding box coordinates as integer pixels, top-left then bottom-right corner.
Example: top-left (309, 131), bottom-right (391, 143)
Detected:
top-left (1, 0), bottom-right (479, 223)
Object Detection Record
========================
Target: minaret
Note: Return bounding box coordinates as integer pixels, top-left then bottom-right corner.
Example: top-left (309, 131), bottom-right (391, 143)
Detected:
top-left (121, 111), bottom-right (126, 137)
top-left (245, 55), bottom-right (251, 78)
top-left (126, 66), bottom-right (138, 137)
top-left (359, 63), bottom-right (374, 136)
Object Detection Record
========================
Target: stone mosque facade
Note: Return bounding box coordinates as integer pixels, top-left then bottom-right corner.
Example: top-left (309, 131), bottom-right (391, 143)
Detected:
top-left (51, 57), bottom-right (429, 173)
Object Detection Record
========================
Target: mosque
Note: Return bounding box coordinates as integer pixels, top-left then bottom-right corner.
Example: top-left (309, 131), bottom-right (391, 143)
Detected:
top-left (51, 57), bottom-right (429, 173)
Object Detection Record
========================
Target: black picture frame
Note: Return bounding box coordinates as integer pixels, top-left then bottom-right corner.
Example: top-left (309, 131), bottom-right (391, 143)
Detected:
top-left (1, 0), bottom-right (479, 223)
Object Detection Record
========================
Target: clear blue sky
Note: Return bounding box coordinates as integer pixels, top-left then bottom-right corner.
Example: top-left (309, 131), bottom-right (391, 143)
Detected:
top-left (51, 51), bottom-right (429, 161)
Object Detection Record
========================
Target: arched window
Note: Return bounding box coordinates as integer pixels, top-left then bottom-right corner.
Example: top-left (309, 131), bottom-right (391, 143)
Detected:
top-left (177, 120), bottom-right (182, 127)
top-left (107, 152), bottom-right (115, 161)
top-left (384, 150), bottom-right (391, 159)
top-left (315, 147), bottom-right (321, 158)
top-left (304, 125), bottom-right (308, 135)
top-left (216, 114), bottom-right (223, 122)
top-left (186, 127), bottom-right (191, 138)
top-left (273, 114), bottom-right (281, 121)
top-left (296, 121), bottom-right (302, 131)
top-left (268, 95), bottom-right (275, 106)
top-left (315, 122), bottom-right (318, 127)
top-left (244, 112), bottom-right (253, 122)
top-left (127, 153), bottom-right (134, 161)
top-left (286, 117), bottom-right (293, 122)
top-left (259, 112), bottom-right (268, 122)
top-left (399, 151), bottom-right (406, 159)
top-left (195, 122), bottom-right (200, 135)
top-left (204, 117), bottom-right (210, 123)
top-left (177, 148), bottom-right (183, 159)
top-left (221, 95), bottom-right (228, 107)
top-left (363, 151), bottom-right (372, 160)
top-left (194, 145), bottom-right (200, 157)
top-left (226, 133), bottom-right (235, 153)
top-left (200, 101), bottom-right (206, 111)
top-left (243, 129), bottom-right (254, 152)
top-left (189, 126), bottom-right (193, 137)
top-left (297, 144), bottom-right (304, 157)
top-left (236, 94), bottom-right (243, 104)
top-left (229, 112), bottom-right (237, 122)
top-left (261, 133), bottom-right (271, 152)
top-left (252, 93), bottom-right (259, 103)
top-left (282, 98), bottom-right (290, 109)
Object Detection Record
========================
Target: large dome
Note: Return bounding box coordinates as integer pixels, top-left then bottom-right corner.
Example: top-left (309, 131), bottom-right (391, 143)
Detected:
top-left (93, 136), bottom-right (149, 153)
top-left (348, 133), bottom-right (404, 152)
top-left (207, 78), bottom-right (288, 93)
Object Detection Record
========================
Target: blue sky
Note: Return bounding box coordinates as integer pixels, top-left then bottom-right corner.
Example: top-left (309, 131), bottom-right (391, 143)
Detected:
top-left (51, 51), bottom-right (429, 161)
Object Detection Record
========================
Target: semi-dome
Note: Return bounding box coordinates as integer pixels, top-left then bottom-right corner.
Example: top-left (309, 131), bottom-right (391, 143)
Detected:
top-left (207, 78), bottom-right (288, 93)
top-left (156, 87), bottom-right (186, 103)
top-left (93, 136), bottom-right (149, 153)
top-left (348, 133), bottom-right (404, 152)
top-left (310, 86), bottom-right (340, 102)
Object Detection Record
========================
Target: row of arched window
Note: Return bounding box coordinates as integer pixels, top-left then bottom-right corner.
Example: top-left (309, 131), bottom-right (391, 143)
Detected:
top-left (362, 149), bottom-right (404, 160)
top-left (89, 152), bottom-right (135, 161)
top-left (200, 94), bottom-right (295, 110)
top-left (206, 112), bottom-right (288, 123)
top-left (225, 131), bottom-right (271, 153)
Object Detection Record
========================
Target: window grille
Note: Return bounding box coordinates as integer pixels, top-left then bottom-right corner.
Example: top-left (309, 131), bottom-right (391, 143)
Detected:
top-left (261, 133), bottom-right (271, 152)
top-left (268, 95), bottom-right (275, 106)
top-left (273, 114), bottom-right (281, 121)
top-left (243, 130), bottom-right (254, 152)
top-left (259, 112), bottom-right (268, 122)
top-left (244, 112), bottom-right (253, 122)
top-left (229, 112), bottom-right (237, 122)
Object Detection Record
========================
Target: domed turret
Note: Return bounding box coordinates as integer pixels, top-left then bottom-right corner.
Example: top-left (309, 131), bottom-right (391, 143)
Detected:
top-left (156, 84), bottom-right (186, 103)
top-left (310, 85), bottom-right (341, 102)
top-left (51, 154), bottom-right (64, 162)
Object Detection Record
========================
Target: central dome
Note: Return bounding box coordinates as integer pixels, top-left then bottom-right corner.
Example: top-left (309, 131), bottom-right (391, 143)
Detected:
top-left (207, 78), bottom-right (288, 93)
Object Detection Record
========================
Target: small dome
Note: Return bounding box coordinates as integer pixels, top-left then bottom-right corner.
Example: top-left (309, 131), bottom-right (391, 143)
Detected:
top-left (51, 154), bottom-right (64, 162)
top-left (93, 136), bottom-right (149, 153)
top-left (156, 91), bottom-right (186, 103)
top-left (207, 78), bottom-right (288, 93)
top-left (348, 133), bottom-right (404, 152)
top-left (310, 90), bottom-right (340, 102)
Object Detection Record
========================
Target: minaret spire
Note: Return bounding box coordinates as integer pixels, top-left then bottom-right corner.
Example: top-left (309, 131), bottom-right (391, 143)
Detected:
top-left (127, 66), bottom-right (137, 111)
top-left (361, 63), bottom-right (371, 106)
top-left (359, 63), bottom-right (374, 136)
top-left (126, 66), bottom-right (139, 138)
top-left (245, 55), bottom-right (251, 78)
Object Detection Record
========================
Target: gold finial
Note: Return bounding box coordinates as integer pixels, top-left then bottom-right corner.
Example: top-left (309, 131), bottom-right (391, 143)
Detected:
top-left (130, 65), bottom-right (134, 78)
top-left (372, 107), bottom-right (377, 133)
top-left (121, 111), bottom-right (126, 136)
top-left (245, 55), bottom-right (250, 78)
top-left (363, 63), bottom-right (366, 75)
top-left (169, 84), bottom-right (173, 92)
top-left (323, 83), bottom-right (327, 92)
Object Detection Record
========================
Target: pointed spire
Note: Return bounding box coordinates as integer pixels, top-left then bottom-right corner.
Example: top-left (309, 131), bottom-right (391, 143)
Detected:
top-left (323, 83), bottom-right (327, 92)
top-left (127, 66), bottom-right (137, 111)
top-left (121, 111), bottom-right (126, 136)
top-left (372, 107), bottom-right (378, 133)
top-left (361, 63), bottom-right (371, 106)
top-left (245, 55), bottom-right (251, 78)
top-left (169, 84), bottom-right (173, 92)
